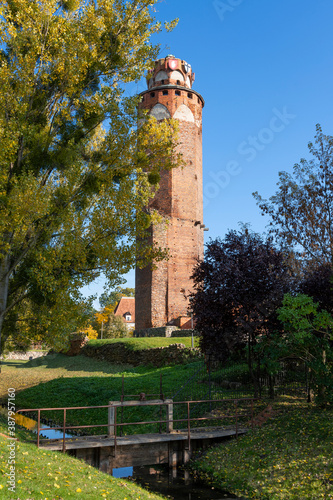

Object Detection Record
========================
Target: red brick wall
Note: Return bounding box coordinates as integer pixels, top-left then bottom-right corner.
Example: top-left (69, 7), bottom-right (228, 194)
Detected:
top-left (135, 59), bottom-right (204, 330)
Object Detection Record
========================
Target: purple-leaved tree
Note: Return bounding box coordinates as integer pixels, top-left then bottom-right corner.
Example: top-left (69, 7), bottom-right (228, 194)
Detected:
top-left (191, 228), bottom-right (292, 395)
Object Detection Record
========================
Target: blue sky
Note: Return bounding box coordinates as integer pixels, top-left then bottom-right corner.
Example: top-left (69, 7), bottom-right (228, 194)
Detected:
top-left (82, 0), bottom-right (333, 307)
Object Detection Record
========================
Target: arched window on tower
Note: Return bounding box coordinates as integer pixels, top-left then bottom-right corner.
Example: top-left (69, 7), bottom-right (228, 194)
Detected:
top-left (173, 104), bottom-right (195, 123)
top-left (170, 70), bottom-right (184, 83)
top-left (155, 70), bottom-right (168, 82)
top-left (150, 104), bottom-right (171, 120)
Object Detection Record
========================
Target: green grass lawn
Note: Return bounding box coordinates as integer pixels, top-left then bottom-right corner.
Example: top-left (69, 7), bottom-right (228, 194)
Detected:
top-left (0, 354), bottom-right (136, 399)
top-left (0, 354), bottom-right (204, 435)
top-left (0, 353), bottom-right (260, 436)
top-left (2, 353), bottom-right (329, 499)
top-left (0, 414), bottom-right (165, 499)
top-left (193, 396), bottom-right (333, 500)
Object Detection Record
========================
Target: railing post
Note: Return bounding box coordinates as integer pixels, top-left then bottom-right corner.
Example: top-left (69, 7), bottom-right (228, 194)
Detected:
top-left (114, 407), bottom-right (117, 457)
top-left (108, 402), bottom-right (115, 436)
top-left (235, 400), bottom-right (238, 439)
top-left (121, 375), bottom-right (124, 437)
top-left (187, 401), bottom-right (191, 451)
top-left (159, 374), bottom-right (164, 434)
top-left (62, 409), bottom-right (66, 453)
top-left (165, 399), bottom-right (173, 433)
top-left (160, 373), bottom-right (164, 400)
top-left (37, 410), bottom-right (40, 448)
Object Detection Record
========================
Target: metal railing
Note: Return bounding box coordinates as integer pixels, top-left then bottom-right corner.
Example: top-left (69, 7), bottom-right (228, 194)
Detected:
top-left (16, 397), bottom-right (257, 454)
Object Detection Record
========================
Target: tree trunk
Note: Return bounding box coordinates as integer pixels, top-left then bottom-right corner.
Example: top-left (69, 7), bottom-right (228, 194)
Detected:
top-left (248, 335), bottom-right (259, 397)
top-left (318, 349), bottom-right (327, 404)
top-left (257, 357), bottom-right (262, 398)
top-left (0, 254), bottom-right (10, 372)
top-left (268, 374), bottom-right (275, 399)
top-left (307, 368), bottom-right (314, 403)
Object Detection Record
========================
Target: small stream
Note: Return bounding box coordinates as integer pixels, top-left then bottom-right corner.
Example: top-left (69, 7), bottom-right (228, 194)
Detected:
top-left (14, 412), bottom-right (75, 439)
top-left (114, 464), bottom-right (246, 500)
top-left (12, 411), bottom-right (246, 499)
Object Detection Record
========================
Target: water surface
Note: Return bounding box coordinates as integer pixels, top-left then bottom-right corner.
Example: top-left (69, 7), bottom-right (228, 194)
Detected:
top-left (12, 410), bottom-right (247, 499)
top-left (15, 412), bottom-right (74, 439)
top-left (114, 464), bottom-right (246, 500)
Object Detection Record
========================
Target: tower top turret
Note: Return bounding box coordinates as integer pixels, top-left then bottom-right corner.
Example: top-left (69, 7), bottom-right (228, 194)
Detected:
top-left (146, 56), bottom-right (195, 90)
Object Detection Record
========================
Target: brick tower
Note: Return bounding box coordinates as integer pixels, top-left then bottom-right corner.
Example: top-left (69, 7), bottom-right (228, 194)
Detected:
top-left (135, 55), bottom-right (205, 330)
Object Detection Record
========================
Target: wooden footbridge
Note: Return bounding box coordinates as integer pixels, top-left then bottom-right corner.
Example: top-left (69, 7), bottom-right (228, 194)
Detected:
top-left (17, 398), bottom-right (256, 473)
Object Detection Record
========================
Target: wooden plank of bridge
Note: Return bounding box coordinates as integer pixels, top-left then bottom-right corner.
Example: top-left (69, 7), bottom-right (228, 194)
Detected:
top-left (40, 428), bottom-right (248, 451)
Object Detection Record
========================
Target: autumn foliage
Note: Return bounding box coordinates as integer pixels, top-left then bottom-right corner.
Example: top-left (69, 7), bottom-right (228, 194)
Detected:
top-left (0, 0), bottom-right (180, 353)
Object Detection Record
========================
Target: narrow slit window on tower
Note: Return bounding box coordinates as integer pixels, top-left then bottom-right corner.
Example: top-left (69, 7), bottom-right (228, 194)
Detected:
top-left (163, 90), bottom-right (168, 96)
top-left (161, 80), bottom-right (165, 84)
top-left (188, 93), bottom-right (192, 99)
top-left (150, 92), bottom-right (155, 98)
top-left (175, 90), bottom-right (181, 96)
top-left (177, 80), bottom-right (181, 85)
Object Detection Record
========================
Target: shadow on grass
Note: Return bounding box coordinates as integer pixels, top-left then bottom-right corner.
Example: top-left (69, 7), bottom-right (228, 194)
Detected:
top-left (12, 366), bottom-right (198, 435)
top-left (1, 360), bottom-right (27, 368)
top-left (4, 353), bottom-right (136, 374)
top-left (13, 361), bottom-right (202, 414)
top-left (12, 379), bottom-right (208, 437)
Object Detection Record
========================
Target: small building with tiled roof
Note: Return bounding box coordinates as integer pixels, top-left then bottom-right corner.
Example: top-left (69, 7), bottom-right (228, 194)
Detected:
top-left (114, 297), bottom-right (135, 330)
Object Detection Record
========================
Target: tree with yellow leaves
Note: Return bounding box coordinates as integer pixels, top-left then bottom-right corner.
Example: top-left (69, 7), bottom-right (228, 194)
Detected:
top-left (0, 0), bottom-right (181, 357)
top-left (81, 325), bottom-right (98, 340)
top-left (94, 304), bottom-right (114, 330)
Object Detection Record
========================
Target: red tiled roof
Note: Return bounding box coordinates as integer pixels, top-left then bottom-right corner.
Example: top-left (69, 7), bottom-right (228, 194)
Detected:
top-left (180, 318), bottom-right (193, 329)
top-left (114, 297), bottom-right (135, 323)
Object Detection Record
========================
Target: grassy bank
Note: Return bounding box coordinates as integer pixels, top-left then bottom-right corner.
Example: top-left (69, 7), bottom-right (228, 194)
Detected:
top-left (0, 354), bottom-right (135, 399)
top-left (0, 348), bottom-right (200, 401)
top-left (0, 414), bottom-right (165, 499)
top-left (86, 337), bottom-right (199, 350)
top-left (193, 396), bottom-right (333, 500)
top-left (0, 353), bottom-right (262, 436)
top-left (0, 337), bottom-right (199, 400)
top-left (82, 338), bottom-right (200, 369)
top-left (0, 354), bottom-right (204, 435)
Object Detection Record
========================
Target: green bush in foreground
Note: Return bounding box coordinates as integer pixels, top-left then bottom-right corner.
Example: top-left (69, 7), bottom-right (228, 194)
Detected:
top-left (0, 415), bottom-right (164, 499)
top-left (193, 397), bottom-right (333, 499)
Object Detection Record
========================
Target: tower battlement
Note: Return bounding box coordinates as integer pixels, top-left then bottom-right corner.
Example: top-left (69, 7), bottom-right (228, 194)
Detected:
top-left (146, 55), bottom-right (195, 90)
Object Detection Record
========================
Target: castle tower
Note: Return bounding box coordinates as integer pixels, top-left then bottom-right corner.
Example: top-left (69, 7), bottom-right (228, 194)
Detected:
top-left (135, 56), bottom-right (205, 330)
